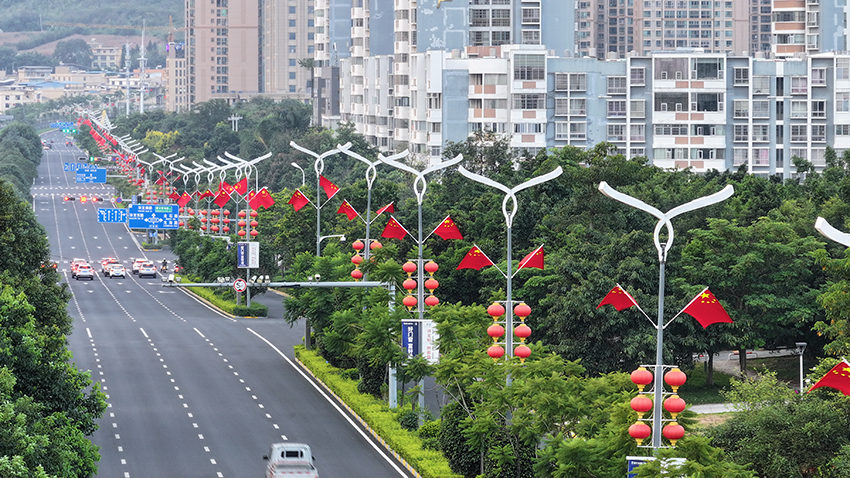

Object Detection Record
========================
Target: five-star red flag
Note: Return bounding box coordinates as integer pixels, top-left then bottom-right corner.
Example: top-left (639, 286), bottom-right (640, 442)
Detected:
top-left (433, 215), bottom-right (463, 240)
top-left (319, 175), bottom-right (340, 200)
top-left (199, 189), bottom-right (215, 199)
top-left (155, 177), bottom-right (166, 186)
top-left (517, 245), bottom-right (545, 270)
top-left (809, 360), bottom-right (850, 395)
top-left (288, 189), bottom-right (309, 211)
top-left (381, 216), bottom-right (410, 239)
top-left (375, 202), bottom-right (395, 216)
top-left (169, 192), bottom-right (181, 201)
top-left (249, 187), bottom-right (275, 210)
top-left (456, 245), bottom-right (495, 270)
top-left (337, 200), bottom-right (359, 221)
top-left (680, 288), bottom-right (733, 328)
top-left (213, 189), bottom-right (231, 207)
top-left (233, 177), bottom-right (248, 196)
top-left (219, 180), bottom-right (235, 194)
top-left (176, 191), bottom-right (192, 207)
top-left (597, 284), bottom-right (640, 311)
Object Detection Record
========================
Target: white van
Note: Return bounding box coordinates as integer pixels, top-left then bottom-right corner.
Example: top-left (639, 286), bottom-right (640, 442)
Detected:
top-left (263, 443), bottom-right (318, 478)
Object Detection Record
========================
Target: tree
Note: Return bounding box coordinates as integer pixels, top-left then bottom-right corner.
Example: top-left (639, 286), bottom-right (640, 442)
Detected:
top-left (53, 38), bottom-right (93, 69)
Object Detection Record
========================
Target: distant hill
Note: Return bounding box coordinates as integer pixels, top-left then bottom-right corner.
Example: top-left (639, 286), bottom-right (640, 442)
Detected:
top-left (0, 0), bottom-right (181, 45)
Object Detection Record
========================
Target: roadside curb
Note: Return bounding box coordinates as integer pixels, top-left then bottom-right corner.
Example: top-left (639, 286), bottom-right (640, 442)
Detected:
top-left (292, 355), bottom-right (422, 478)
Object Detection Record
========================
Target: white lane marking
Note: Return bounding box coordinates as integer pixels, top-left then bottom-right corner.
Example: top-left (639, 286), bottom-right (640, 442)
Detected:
top-left (247, 328), bottom-right (409, 477)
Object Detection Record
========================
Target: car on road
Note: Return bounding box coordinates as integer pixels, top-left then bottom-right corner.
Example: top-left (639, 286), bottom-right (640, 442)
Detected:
top-left (101, 258), bottom-right (119, 275)
top-left (106, 264), bottom-right (126, 278)
top-left (131, 258), bottom-right (149, 274)
top-left (263, 443), bottom-right (318, 478)
top-left (70, 258), bottom-right (88, 278)
top-left (75, 265), bottom-right (94, 280)
top-left (138, 264), bottom-right (157, 278)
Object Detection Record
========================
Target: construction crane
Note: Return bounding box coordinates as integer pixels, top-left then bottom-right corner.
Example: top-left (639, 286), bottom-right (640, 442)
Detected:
top-left (44, 22), bottom-right (173, 31)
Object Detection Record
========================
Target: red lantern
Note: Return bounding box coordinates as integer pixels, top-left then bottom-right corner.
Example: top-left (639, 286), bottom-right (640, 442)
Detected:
top-left (424, 295), bottom-right (439, 307)
top-left (487, 303), bottom-right (505, 318)
top-left (238, 230), bottom-right (246, 237)
top-left (200, 218), bottom-right (208, 223)
top-left (178, 221), bottom-right (185, 227)
top-left (211, 225), bottom-right (219, 232)
top-left (664, 395), bottom-right (686, 419)
top-left (352, 240), bottom-right (365, 251)
top-left (238, 220), bottom-right (247, 228)
top-left (514, 324), bottom-right (531, 339)
top-left (201, 210), bottom-right (208, 216)
top-left (370, 240), bottom-right (382, 250)
top-left (487, 324), bottom-right (505, 339)
top-left (514, 344), bottom-right (531, 361)
top-left (250, 230), bottom-right (259, 237)
top-left (487, 345), bottom-right (505, 360)
top-left (238, 210), bottom-right (247, 218)
top-left (223, 218), bottom-right (230, 224)
top-left (664, 368), bottom-right (687, 393)
top-left (179, 208), bottom-right (185, 213)
top-left (211, 217), bottom-right (220, 224)
top-left (351, 255), bottom-right (364, 265)
top-left (200, 225), bottom-right (207, 231)
top-left (631, 367), bottom-right (654, 392)
top-left (402, 295), bottom-right (417, 309)
top-left (424, 261), bottom-right (439, 274)
top-left (250, 220), bottom-right (258, 228)
top-left (211, 209), bottom-right (220, 216)
top-left (223, 210), bottom-right (230, 216)
top-left (424, 278), bottom-right (439, 291)
top-left (188, 209), bottom-right (195, 215)
top-left (351, 269), bottom-right (363, 280)
top-left (514, 303), bottom-right (531, 318)
top-left (223, 226), bottom-right (230, 233)
top-left (628, 422), bottom-right (651, 446)
top-left (630, 395), bottom-right (653, 419)
top-left (403, 278), bottom-right (417, 291)
top-left (662, 423), bottom-right (685, 446)
top-left (403, 261), bottom-right (417, 274)
top-left (250, 210), bottom-right (258, 218)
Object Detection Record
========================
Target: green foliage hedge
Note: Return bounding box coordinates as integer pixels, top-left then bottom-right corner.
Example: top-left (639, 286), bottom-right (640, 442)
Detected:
top-left (294, 346), bottom-right (461, 478)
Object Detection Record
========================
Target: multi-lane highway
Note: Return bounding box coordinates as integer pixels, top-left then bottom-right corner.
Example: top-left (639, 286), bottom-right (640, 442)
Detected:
top-left (34, 129), bottom-right (413, 477)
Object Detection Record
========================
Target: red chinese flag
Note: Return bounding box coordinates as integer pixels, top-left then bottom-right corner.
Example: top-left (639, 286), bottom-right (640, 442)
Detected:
top-left (233, 177), bottom-right (248, 196)
top-left (433, 216), bottom-right (463, 240)
top-left (219, 180), bottom-right (234, 194)
top-left (247, 190), bottom-right (257, 203)
top-left (517, 245), bottom-right (545, 270)
top-left (213, 189), bottom-right (231, 208)
top-left (375, 202), bottom-right (395, 216)
top-left (319, 175), bottom-right (340, 200)
top-left (199, 189), bottom-right (215, 199)
top-left (681, 288), bottom-right (734, 328)
top-left (809, 360), bottom-right (850, 395)
top-left (597, 285), bottom-right (640, 311)
top-left (288, 189), bottom-right (310, 211)
top-left (168, 192), bottom-right (181, 201)
top-left (155, 177), bottom-right (166, 186)
top-left (337, 200), bottom-right (359, 221)
top-left (255, 188), bottom-right (275, 209)
top-left (177, 192), bottom-right (192, 207)
top-left (456, 245), bottom-right (495, 271)
top-left (381, 217), bottom-right (410, 239)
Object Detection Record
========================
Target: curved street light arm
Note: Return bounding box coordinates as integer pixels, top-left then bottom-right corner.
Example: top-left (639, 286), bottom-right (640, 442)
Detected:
top-left (815, 216), bottom-right (850, 247)
top-left (382, 153), bottom-right (461, 204)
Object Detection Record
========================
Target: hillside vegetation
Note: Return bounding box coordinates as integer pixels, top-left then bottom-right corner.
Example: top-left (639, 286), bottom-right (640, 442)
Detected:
top-left (0, 0), bottom-right (180, 36)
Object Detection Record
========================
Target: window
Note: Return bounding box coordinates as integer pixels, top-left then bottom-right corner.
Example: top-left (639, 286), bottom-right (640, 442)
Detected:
top-left (513, 55), bottom-right (545, 80)
top-left (607, 100), bottom-right (627, 117)
top-left (569, 73), bottom-right (587, 91)
top-left (492, 10), bottom-right (510, 26)
top-left (654, 124), bottom-right (689, 135)
top-left (570, 98), bottom-right (587, 115)
top-left (734, 67), bottom-right (749, 85)
top-left (791, 100), bottom-right (807, 118)
top-left (570, 122), bottom-right (587, 139)
top-left (791, 77), bottom-right (808, 95)
top-left (521, 30), bottom-right (541, 44)
top-left (812, 125), bottom-right (826, 142)
top-left (838, 92), bottom-right (850, 112)
top-left (471, 9), bottom-right (490, 27)
top-left (733, 148), bottom-right (748, 166)
top-left (753, 125), bottom-right (769, 142)
top-left (837, 125), bottom-right (850, 136)
top-left (521, 7), bottom-right (540, 23)
top-left (791, 124), bottom-right (807, 142)
top-left (555, 98), bottom-right (569, 115)
top-left (512, 94), bottom-right (545, 109)
top-left (734, 124), bottom-right (748, 142)
top-left (607, 76), bottom-right (627, 95)
top-left (753, 76), bottom-right (770, 94)
top-left (733, 100), bottom-right (749, 118)
top-left (838, 58), bottom-right (850, 80)
top-left (554, 73), bottom-right (569, 91)
top-left (607, 124), bottom-right (626, 141)
top-left (513, 123), bottom-right (544, 133)
top-left (630, 124), bottom-right (646, 141)
top-left (555, 122), bottom-right (569, 140)
top-left (753, 100), bottom-right (770, 118)
top-left (630, 100), bottom-right (645, 118)
top-left (630, 67), bottom-right (646, 85)
top-left (812, 100), bottom-right (826, 118)
top-left (812, 68), bottom-right (827, 86)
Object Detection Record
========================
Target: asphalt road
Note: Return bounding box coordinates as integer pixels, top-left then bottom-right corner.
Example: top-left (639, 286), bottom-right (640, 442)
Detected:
top-left (35, 129), bottom-right (415, 477)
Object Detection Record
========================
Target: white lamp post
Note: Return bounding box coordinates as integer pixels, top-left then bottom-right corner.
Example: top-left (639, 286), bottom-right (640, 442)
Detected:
top-left (796, 342), bottom-right (807, 393)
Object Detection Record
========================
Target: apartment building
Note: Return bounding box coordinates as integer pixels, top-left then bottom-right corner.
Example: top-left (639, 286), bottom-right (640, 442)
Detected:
top-left (165, 42), bottom-right (189, 112)
top-left (89, 41), bottom-right (123, 71)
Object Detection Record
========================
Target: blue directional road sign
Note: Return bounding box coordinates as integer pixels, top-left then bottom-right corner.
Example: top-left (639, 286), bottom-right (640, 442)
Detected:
top-left (64, 162), bottom-right (97, 172)
top-left (75, 168), bottom-right (107, 183)
top-left (97, 208), bottom-right (128, 224)
top-left (128, 204), bottom-right (179, 230)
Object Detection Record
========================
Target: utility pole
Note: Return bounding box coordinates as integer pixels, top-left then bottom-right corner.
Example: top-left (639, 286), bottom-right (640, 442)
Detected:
top-left (125, 43), bottom-right (131, 116)
top-left (139, 20), bottom-right (147, 114)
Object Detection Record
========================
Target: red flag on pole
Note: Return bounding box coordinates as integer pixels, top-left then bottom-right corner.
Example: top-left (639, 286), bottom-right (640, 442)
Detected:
top-left (375, 202), bottom-right (395, 216)
top-left (169, 192), bottom-right (181, 201)
top-left (809, 360), bottom-right (850, 395)
top-left (337, 200), bottom-right (359, 221)
top-left (288, 189), bottom-right (310, 211)
top-left (381, 217), bottom-right (410, 239)
top-left (680, 288), bottom-right (733, 328)
top-left (432, 216), bottom-right (463, 240)
top-left (250, 188), bottom-right (275, 210)
top-left (456, 245), bottom-right (495, 270)
top-left (155, 177), bottom-right (166, 186)
top-left (319, 175), bottom-right (340, 200)
top-left (197, 189), bottom-right (213, 199)
top-left (177, 192), bottom-right (192, 207)
top-left (213, 189), bottom-right (231, 207)
top-left (233, 177), bottom-right (248, 196)
top-left (597, 285), bottom-right (640, 311)
top-left (219, 180), bottom-right (234, 194)
top-left (517, 245), bottom-right (545, 270)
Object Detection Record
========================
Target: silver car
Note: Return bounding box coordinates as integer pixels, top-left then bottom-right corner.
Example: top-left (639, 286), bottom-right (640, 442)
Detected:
top-left (107, 264), bottom-right (126, 278)
top-left (75, 265), bottom-right (94, 281)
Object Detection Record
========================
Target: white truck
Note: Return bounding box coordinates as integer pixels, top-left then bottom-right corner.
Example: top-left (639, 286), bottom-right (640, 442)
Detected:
top-left (262, 443), bottom-right (318, 478)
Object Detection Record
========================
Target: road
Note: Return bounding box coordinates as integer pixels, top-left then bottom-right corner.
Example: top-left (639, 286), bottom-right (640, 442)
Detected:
top-left (34, 129), bottom-right (415, 477)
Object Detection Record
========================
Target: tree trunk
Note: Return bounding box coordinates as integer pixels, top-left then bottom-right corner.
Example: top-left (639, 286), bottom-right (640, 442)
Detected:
top-left (738, 348), bottom-right (747, 375)
top-left (706, 352), bottom-right (715, 386)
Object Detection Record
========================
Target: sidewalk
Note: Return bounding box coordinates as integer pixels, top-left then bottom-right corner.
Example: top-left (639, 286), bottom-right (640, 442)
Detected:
top-left (690, 403), bottom-right (737, 414)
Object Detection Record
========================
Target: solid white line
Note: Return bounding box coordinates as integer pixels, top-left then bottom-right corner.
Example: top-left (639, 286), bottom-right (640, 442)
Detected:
top-left (139, 328), bottom-right (149, 338)
top-left (194, 328), bottom-right (206, 338)
top-left (246, 328), bottom-right (409, 478)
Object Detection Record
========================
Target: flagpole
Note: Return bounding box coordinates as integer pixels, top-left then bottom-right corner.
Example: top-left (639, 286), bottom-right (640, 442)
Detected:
top-left (652, 248), bottom-right (666, 449)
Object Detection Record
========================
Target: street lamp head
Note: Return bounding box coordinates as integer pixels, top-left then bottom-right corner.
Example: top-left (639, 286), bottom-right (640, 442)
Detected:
top-left (796, 342), bottom-right (807, 353)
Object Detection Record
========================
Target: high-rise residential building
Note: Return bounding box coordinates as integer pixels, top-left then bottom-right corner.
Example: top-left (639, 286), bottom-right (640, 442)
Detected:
top-left (771, 0), bottom-right (845, 58)
top-left (165, 42), bottom-right (189, 113)
top-left (262, 0), bottom-right (316, 101)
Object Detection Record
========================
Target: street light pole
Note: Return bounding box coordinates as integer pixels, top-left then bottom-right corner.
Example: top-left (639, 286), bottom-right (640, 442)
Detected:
top-left (598, 181), bottom-right (733, 450)
top-left (797, 342), bottom-right (807, 393)
top-left (291, 162), bottom-right (305, 188)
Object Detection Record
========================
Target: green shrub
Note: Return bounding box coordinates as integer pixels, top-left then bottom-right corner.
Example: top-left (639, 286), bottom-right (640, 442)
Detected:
top-left (232, 303), bottom-right (269, 317)
top-left (398, 408), bottom-right (419, 431)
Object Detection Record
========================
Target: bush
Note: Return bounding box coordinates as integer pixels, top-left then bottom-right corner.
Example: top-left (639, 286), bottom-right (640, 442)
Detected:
top-left (398, 408), bottom-right (419, 431)
top-left (232, 303), bottom-right (269, 317)
top-left (419, 420), bottom-right (441, 451)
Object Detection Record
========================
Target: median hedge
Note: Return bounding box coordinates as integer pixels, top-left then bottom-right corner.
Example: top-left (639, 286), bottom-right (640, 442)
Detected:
top-left (294, 346), bottom-right (461, 478)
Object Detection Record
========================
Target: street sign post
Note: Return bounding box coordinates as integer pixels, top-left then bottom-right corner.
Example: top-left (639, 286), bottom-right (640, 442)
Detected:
top-left (236, 242), bottom-right (260, 269)
top-left (128, 204), bottom-right (179, 229)
top-left (233, 279), bottom-right (247, 292)
top-left (75, 168), bottom-right (107, 183)
top-left (97, 208), bottom-right (128, 223)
